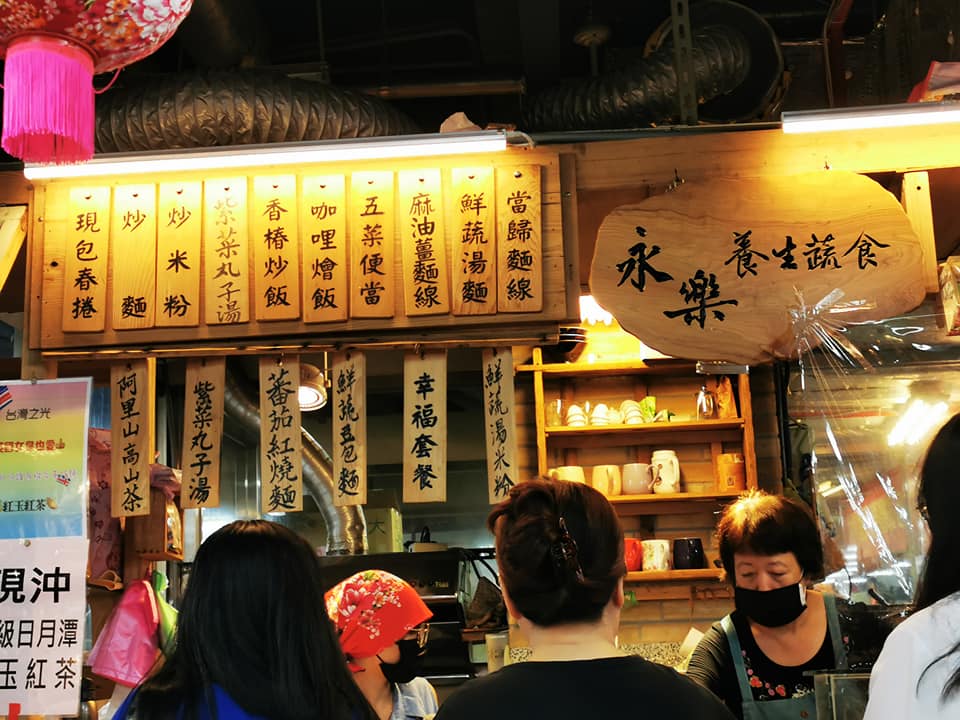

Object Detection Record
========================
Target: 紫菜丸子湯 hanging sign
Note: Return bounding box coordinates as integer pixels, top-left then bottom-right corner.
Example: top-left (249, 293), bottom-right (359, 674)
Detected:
top-left (590, 172), bottom-right (926, 365)
top-left (36, 150), bottom-right (570, 352)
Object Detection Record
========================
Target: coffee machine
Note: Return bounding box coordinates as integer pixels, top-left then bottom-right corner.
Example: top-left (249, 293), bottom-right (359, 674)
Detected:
top-left (317, 549), bottom-right (476, 686)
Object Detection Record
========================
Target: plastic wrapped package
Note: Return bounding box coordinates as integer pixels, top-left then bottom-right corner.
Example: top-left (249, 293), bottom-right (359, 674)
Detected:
top-left (787, 290), bottom-right (960, 611)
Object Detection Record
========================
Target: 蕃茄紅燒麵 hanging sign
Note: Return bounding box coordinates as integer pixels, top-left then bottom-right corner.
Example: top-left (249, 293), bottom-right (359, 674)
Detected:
top-left (590, 172), bottom-right (926, 366)
top-left (36, 151), bottom-right (571, 352)
top-left (258, 356), bottom-right (303, 514)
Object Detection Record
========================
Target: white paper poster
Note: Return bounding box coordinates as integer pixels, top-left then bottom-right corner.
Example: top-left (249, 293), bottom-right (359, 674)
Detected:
top-left (0, 536), bottom-right (87, 716)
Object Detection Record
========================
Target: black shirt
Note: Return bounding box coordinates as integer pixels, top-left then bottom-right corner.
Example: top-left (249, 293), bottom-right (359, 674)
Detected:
top-left (435, 655), bottom-right (735, 720)
top-left (686, 610), bottom-right (835, 720)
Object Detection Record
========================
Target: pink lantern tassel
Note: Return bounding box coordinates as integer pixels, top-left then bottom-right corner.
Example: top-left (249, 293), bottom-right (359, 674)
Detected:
top-left (2, 35), bottom-right (95, 164)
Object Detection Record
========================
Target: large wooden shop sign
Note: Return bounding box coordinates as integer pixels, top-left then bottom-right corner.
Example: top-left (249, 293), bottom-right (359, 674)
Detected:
top-left (30, 149), bottom-right (572, 351)
top-left (591, 172), bottom-right (926, 365)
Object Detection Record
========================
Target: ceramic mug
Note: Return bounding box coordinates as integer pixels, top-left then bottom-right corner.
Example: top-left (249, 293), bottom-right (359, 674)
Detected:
top-left (672, 537), bottom-right (706, 569)
top-left (622, 463), bottom-right (654, 495)
top-left (551, 465), bottom-right (586, 484)
top-left (641, 539), bottom-right (671, 571)
top-left (651, 449), bottom-right (681, 494)
top-left (591, 464), bottom-right (622, 496)
top-left (624, 538), bottom-right (643, 572)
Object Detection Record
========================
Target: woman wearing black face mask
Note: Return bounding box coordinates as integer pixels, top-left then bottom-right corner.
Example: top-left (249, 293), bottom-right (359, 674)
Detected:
top-left (687, 491), bottom-right (848, 720)
top-left (326, 570), bottom-right (438, 720)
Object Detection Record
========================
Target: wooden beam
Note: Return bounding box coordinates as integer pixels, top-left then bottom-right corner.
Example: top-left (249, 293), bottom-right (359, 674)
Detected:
top-left (901, 171), bottom-right (940, 294)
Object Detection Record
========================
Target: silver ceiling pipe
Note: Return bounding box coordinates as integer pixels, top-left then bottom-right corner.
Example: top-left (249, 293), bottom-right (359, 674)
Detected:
top-left (223, 368), bottom-right (367, 555)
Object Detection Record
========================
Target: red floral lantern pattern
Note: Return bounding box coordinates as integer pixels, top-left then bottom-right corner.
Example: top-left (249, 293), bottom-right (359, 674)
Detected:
top-left (0, 0), bottom-right (192, 164)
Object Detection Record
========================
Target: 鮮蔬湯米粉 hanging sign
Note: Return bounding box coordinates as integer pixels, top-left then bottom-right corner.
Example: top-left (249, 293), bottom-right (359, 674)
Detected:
top-left (37, 152), bottom-right (568, 351)
top-left (181, 358), bottom-right (225, 509)
top-left (482, 348), bottom-right (519, 504)
top-left (332, 351), bottom-right (367, 506)
top-left (590, 172), bottom-right (926, 366)
top-left (403, 350), bottom-right (447, 503)
top-left (258, 356), bottom-right (303, 513)
top-left (110, 359), bottom-right (156, 518)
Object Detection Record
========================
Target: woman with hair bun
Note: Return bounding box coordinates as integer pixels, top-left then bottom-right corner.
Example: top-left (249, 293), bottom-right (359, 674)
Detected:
top-left (435, 477), bottom-right (733, 720)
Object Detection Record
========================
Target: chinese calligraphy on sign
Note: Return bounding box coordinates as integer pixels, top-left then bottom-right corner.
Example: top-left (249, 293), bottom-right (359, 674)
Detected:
top-left (482, 348), bottom-right (519, 504)
top-left (0, 536), bottom-right (86, 716)
top-left (110, 360), bottom-right (154, 517)
top-left (252, 176), bottom-right (301, 321)
top-left (403, 352), bottom-right (447, 503)
top-left (203, 179), bottom-right (250, 325)
top-left (301, 175), bottom-right (348, 323)
top-left (591, 172), bottom-right (926, 365)
top-left (181, 359), bottom-right (225, 509)
top-left (496, 166), bottom-right (542, 313)
top-left (452, 167), bottom-right (497, 315)
top-left (63, 187), bottom-right (110, 333)
top-left (331, 352), bottom-right (367, 506)
top-left (350, 172), bottom-right (395, 319)
top-left (156, 182), bottom-right (201, 327)
top-left (399, 170), bottom-right (451, 316)
top-left (112, 185), bottom-right (157, 330)
top-left (258, 357), bottom-right (303, 514)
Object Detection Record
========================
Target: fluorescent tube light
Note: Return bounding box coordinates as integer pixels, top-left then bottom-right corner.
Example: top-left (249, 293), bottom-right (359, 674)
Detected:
top-left (23, 130), bottom-right (509, 180)
top-left (782, 101), bottom-right (960, 134)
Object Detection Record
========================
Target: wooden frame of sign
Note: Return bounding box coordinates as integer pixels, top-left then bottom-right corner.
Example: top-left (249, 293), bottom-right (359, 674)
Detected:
top-left (29, 148), bottom-right (580, 355)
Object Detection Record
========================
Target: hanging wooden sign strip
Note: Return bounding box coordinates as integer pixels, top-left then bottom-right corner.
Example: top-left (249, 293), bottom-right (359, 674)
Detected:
top-left (301, 174), bottom-right (348, 323)
top-left (398, 169), bottom-right (450, 316)
top-left (181, 357), bottom-right (225, 509)
top-left (331, 351), bottom-right (367, 506)
top-left (402, 350), bottom-right (447, 503)
top-left (496, 166), bottom-right (543, 313)
top-left (110, 358), bottom-right (155, 518)
top-left (203, 178), bottom-right (250, 325)
top-left (111, 184), bottom-right (157, 330)
top-left (252, 175), bottom-right (301, 321)
top-left (258, 356), bottom-right (303, 513)
top-left (349, 172), bottom-right (395, 318)
top-left (63, 186), bottom-right (110, 333)
top-left (156, 181), bottom-right (202, 327)
top-left (482, 348), bottom-right (519, 504)
top-left (450, 167), bottom-right (497, 315)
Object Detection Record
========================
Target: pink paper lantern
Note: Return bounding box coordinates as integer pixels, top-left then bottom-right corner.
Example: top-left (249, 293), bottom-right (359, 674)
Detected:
top-left (0, 1), bottom-right (193, 165)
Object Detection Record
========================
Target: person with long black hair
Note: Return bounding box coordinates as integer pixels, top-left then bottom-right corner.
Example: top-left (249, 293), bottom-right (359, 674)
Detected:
top-left (114, 520), bottom-right (375, 720)
top-left (864, 414), bottom-right (960, 718)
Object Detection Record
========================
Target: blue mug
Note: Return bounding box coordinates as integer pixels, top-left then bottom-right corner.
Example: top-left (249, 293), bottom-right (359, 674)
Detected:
top-left (672, 537), bottom-right (705, 570)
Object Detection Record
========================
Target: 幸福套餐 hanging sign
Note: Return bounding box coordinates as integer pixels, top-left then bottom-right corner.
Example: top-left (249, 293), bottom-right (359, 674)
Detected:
top-left (37, 151), bottom-right (570, 351)
top-left (590, 172), bottom-right (926, 366)
top-left (403, 350), bottom-right (447, 503)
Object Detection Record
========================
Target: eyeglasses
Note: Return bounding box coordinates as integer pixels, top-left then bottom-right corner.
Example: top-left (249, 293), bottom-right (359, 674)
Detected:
top-left (405, 623), bottom-right (430, 649)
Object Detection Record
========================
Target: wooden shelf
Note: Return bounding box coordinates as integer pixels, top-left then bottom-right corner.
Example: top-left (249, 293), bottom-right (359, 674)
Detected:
top-left (610, 491), bottom-right (741, 516)
top-left (544, 419), bottom-right (745, 448)
top-left (625, 569), bottom-right (723, 583)
top-left (517, 359), bottom-right (695, 376)
top-left (545, 418), bottom-right (743, 436)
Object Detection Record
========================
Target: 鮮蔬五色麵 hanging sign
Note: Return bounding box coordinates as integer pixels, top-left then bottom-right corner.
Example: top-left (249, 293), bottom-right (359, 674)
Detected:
top-left (590, 172), bottom-right (926, 366)
top-left (34, 150), bottom-right (573, 352)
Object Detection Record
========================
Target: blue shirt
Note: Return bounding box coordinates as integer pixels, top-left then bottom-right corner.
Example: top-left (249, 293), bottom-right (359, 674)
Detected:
top-left (114, 684), bottom-right (265, 720)
top-left (391, 677), bottom-right (438, 720)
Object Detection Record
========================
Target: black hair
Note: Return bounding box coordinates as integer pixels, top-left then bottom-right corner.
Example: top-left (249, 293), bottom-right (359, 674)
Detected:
top-left (716, 490), bottom-right (824, 581)
top-left (131, 520), bottom-right (374, 720)
top-left (914, 414), bottom-right (960, 702)
top-left (487, 477), bottom-right (625, 627)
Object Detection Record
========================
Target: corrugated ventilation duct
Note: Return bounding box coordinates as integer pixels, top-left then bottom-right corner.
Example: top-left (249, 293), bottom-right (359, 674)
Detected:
top-left (523, 0), bottom-right (784, 132)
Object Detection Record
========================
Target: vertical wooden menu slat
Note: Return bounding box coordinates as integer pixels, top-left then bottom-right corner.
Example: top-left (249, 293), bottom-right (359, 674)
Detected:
top-left (496, 166), bottom-right (543, 313)
top-left (258, 356), bottom-right (303, 513)
top-left (204, 178), bottom-right (250, 325)
top-left (402, 351), bottom-right (447, 503)
top-left (450, 167), bottom-right (497, 315)
top-left (63, 187), bottom-right (110, 332)
top-left (156, 181), bottom-right (202, 327)
top-left (398, 169), bottom-right (450, 316)
top-left (111, 184), bottom-right (158, 329)
top-left (301, 175), bottom-right (348, 322)
top-left (110, 358), bottom-right (155, 517)
top-left (252, 175), bottom-right (301, 321)
top-left (181, 358), bottom-right (225, 509)
top-left (349, 172), bottom-right (395, 318)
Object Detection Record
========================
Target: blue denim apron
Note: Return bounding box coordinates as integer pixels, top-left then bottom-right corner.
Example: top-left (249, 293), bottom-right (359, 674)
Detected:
top-left (721, 594), bottom-right (847, 720)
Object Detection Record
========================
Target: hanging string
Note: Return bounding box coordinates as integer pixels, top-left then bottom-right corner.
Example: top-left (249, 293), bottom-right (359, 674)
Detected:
top-left (94, 68), bottom-right (122, 95)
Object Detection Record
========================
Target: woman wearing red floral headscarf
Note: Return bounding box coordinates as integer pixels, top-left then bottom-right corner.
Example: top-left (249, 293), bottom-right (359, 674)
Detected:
top-left (326, 570), bottom-right (438, 720)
